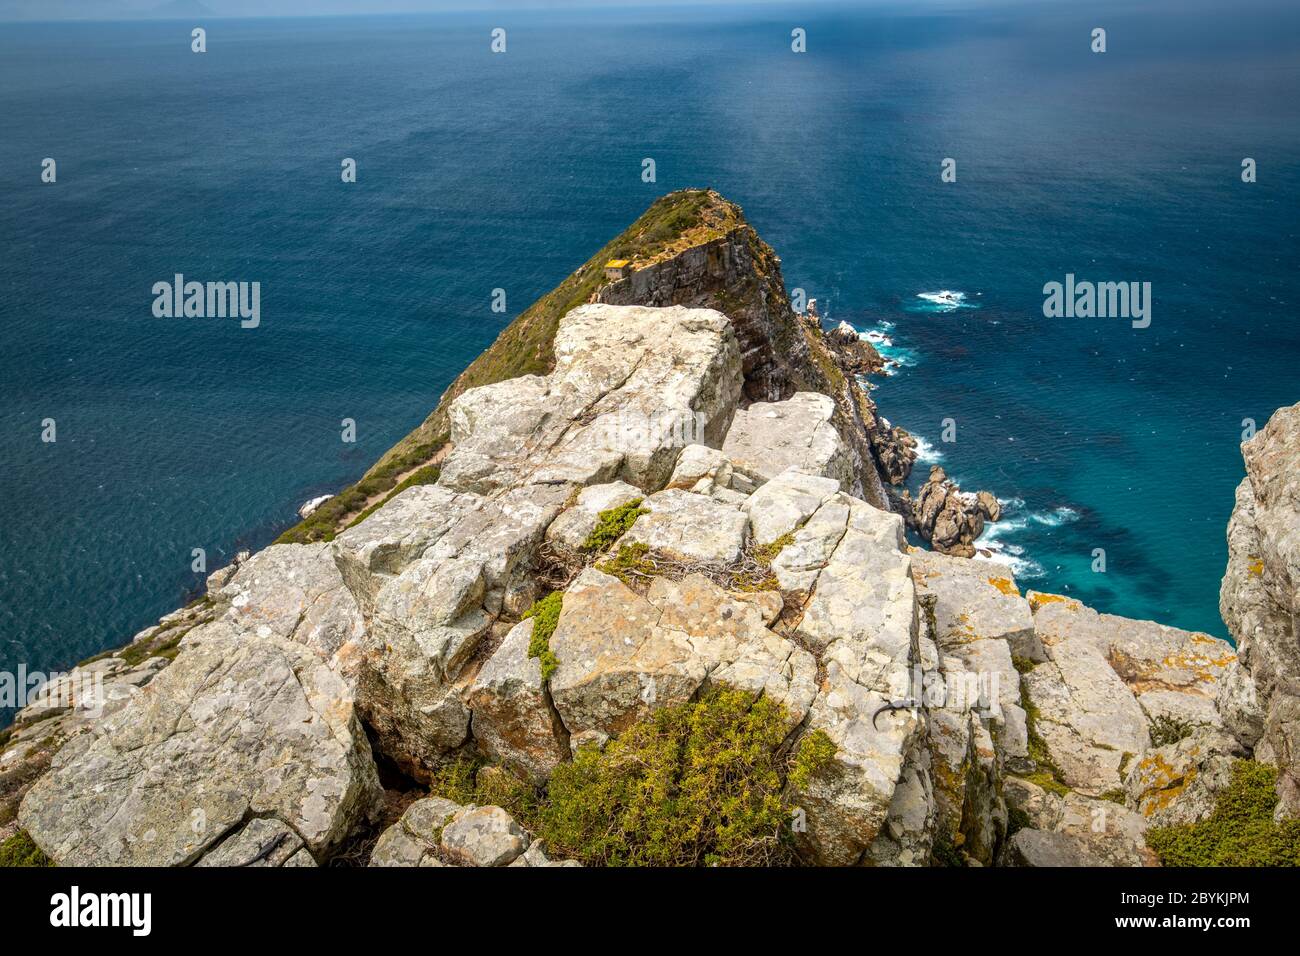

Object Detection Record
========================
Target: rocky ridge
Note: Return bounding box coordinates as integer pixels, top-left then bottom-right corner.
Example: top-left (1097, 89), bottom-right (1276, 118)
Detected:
top-left (4, 191), bottom-right (1296, 867)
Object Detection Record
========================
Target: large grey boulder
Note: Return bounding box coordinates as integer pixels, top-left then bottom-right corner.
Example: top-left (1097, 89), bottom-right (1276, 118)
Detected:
top-left (440, 805), bottom-right (529, 867)
top-left (911, 550), bottom-right (1040, 659)
top-left (334, 481), bottom-right (572, 777)
top-left (548, 569), bottom-right (815, 740)
top-left (1023, 597), bottom-right (1151, 794)
top-left (787, 498), bottom-right (924, 865)
top-left (544, 481), bottom-right (643, 552)
top-left (213, 541), bottom-right (365, 663)
top-left (620, 488), bottom-right (750, 564)
top-left (197, 817), bottom-right (313, 868)
top-left (741, 468), bottom-right (840, 547)
top-left (19, 623), bottom-right (381, 866)
top-left (439, 304), bottom-right (743, 495)
top-left (1027, 591), bottom-right (1234, 755)
top-left (369, 796), bottom-right (463, 867)
top-left (722, 392), bottom-right (855, 489)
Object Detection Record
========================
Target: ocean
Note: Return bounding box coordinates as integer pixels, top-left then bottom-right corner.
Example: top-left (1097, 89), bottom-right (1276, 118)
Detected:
top-left (2, 1), bottom-right (1298, 725)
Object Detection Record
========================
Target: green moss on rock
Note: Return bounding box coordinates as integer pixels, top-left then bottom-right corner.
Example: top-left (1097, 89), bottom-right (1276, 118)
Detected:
top-left (580, 499), bottom-right (646, 553)
top-left (523, 592), bottom-right (563, 681)
top-left (0, 830), bottom-right (53, 867)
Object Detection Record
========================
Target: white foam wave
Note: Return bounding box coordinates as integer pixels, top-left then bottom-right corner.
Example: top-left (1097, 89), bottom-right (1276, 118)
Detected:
top-left (910, 290), bottom-right (979, 314)
top-left (911, 435), bottom-right (945, 463)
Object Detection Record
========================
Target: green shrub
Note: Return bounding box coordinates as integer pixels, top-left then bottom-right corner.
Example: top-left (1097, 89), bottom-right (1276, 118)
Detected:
top-left (0, 830), bottom-right (53, 867)
top-left (789, 729), bottom-right (836, 791)
top-left (427, 756), bottom-right (539, 826)
top-left (1146, 760), bottom-right (1300, 866)
top-left (1149, 714), bottom-right (1194, 748)
top-left (523, 592), bottom-right (562, 681)
top-left (1006, 806), bottom-right (1032, 838)
top-left (537, 689), bottom-right (830, 866)
top-left (580, 499), bottom-right (646, 553)
top-left (597, 542), bottom-right (659, 586)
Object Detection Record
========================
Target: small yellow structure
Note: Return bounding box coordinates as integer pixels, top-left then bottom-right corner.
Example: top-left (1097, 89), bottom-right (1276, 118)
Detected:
top-left (604, 259), bottom-right (632, 281)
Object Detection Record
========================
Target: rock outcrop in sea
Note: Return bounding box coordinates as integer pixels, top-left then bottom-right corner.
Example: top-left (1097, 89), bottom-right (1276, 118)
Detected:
top-left (3, 190), bottom-right (1296, 867)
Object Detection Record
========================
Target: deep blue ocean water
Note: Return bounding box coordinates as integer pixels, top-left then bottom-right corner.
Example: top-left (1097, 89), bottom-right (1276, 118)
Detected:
top-left (2, 1), bottom-right (1298, 724)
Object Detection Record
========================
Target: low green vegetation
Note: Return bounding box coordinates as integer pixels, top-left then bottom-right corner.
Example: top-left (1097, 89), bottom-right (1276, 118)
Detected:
top-left (1006, 805), bottom-right (1032, 838)
top-left (931, 831), bottom-right (966, 867)
top-left (597, 542), bottom-right (659, 586)
top-left (1146, 760), bottom-right (1300, 866)
top-left (428, 690), bottom-right (835, 867)
top-left (580, 499), bottom-right (647, 553)
top-left (523, 592), bottom-right (563, 681)
top-left (732, 532), bottom-right (795, 592)
top-left (540, 689), bottom-right (833, 866)
top-left (428, 756), bottom-right (539, 825)
top-left (789, 729), bottom-right (836, 791)
top-left (0, 830), bottom-right (53, 867)
top-left (1011, 655), bottom-right (1038, 675)
top-left (1149, 713), bottom-right (1195, 748)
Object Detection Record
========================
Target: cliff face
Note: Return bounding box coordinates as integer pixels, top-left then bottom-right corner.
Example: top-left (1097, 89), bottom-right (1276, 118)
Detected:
top-left (2, 193), bottom-right (1293, 868)
top-left (1219, 402), bottom-right (1300, 816)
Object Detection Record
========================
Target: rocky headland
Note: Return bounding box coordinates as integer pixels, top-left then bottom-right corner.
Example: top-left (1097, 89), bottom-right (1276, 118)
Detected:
top-left (2, 190), bottom-right (1296, 868)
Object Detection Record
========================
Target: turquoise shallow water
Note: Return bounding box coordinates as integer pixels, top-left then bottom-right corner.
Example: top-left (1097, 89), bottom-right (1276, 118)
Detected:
top-left (1, 2), bottom-right (1298, 724)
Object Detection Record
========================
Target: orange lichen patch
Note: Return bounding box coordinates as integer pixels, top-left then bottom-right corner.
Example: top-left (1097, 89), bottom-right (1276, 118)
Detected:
top-left (1133, 752), bottom-right (1199, 817)
top-left (911, 567), bottom-right (941, 587)
top-left (987, 576), bottom-right (1020, 597)
top-left (951, 611), bottom-right (978, 641)
top-left (1107, 645), bottom-right (1234, 693)
top-left (1247, 558), bottom-right (1265, 577)
top-left (1028, 592), bottom-right (1079, 612)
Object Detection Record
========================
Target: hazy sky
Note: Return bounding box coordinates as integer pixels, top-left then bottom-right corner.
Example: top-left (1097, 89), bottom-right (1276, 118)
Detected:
top-left (0, 0), bottom-right (936, 23)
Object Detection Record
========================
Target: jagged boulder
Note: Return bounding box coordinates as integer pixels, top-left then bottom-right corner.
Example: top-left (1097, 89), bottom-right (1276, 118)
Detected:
top-left (213, 541), bottom-right (365, 662)
top-left (741, 468), bottom-right (840, 547)
top-left (1001, 785), bottom-right (1155, 867)
top-left (19, 622), bottom-right (381, 866)
top-left (620, 488), bottom-right (750, 564)
top-left (1124, 729), bottom-right (1245, 827)
top-left (1028, 592), bottom-right (1234, 731)
top-left (787, 499), bottom-right (924, 865)
top-left (466, 618), bottom-right (570, 784)
top-left (1023, 596), bottom-right (1151, 794)
top-left (332, 482), bottom-right (572, 777)
top-left (369, 796), bottom-right (462, 867)
top-left (544, 481), bottom-right (643, 552)
top-left (903, 466), bottom-right (1000, 558)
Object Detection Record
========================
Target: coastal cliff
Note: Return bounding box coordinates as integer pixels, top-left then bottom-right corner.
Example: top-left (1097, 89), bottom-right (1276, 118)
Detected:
top-left (3, 191), bottom-right (1297, 868)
